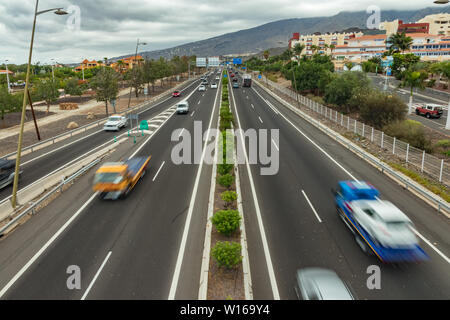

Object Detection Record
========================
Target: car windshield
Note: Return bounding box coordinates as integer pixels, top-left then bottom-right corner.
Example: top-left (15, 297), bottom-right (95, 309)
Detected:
top-left (94, 172), bottom-right (124, 184)
top-left (108, 117), bottom-right (121, 122)
top-left (385, 221), bottom-right (412, 231)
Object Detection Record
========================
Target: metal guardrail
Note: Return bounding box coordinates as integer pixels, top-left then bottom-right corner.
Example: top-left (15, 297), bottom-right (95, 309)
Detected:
top-left (2, 75), bottom-right (199, 160)
top-left (253, 77), bottom-right (450, 215)
top-left (0, 158), bottom-right (101, 236)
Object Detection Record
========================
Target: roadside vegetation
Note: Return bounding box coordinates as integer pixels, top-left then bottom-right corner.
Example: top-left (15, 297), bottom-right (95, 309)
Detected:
top-left (0, 55), bottom-right (198, 120)
top-left (208, 69), bottom-right (245, 300)
top-left (245, 34), bottom-right (450, 158)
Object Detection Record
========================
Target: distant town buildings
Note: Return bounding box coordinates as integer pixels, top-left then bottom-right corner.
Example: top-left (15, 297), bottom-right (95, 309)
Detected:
top-left (73, 55), bottom-right (144, 74)
top-left (288, 12), bottom-right (450, 70)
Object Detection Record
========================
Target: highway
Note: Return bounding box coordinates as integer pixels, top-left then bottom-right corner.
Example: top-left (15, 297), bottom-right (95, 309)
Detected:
top-left (229, 72), bottom-right (450, 299)
top-left (0, 72), bottom-right (221, 299)
top-left (0, 68), bottom-right (448, 300)
top-left (0, 76), bottom-right (203, 204)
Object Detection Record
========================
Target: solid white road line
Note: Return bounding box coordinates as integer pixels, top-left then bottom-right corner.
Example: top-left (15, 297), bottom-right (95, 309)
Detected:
top-left (168, 77), bottom-right (221, 300)
top-left (272, 139), bottom-right (279, 152)
top-left (301, 190), bottom-right (322, 223)
top-left (251, 104), bottom-right (254, 109)
top-left (152, 161), bottom-right (165, 182)
top-left (81, 251), bottom-right (112, 300)
top-left (412, 230), bottom-right (450, 264)
top-left (230, 81), bottom-right (280, 300)
top-left (0, 192), bottom-right (99, 298)
top-left (178, 128), bottom-right (185, 138)
top-left (190, 111), bottom-right (196, 117)
top-left (257, 82), bottom-right (450, 265)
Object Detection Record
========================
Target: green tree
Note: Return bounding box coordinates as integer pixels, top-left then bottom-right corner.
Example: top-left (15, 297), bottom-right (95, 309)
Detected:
top-left (386, 32), bottom-right (413, 54)
top-left (391, 53), bottom-right (420, 79)
top-left (263, 50), bottom-right (270, 61)
top-left (90, 68), bottom-right (119, 116)
top-left (400, 67), bottom-right (428, 114)
top-left (324, 71), bottom-right (370, 111)
top-left (351, 90), bottom-right (407, 129)
top-left (34, 79), bottom-right (59, 113)
top-left (0, 85), bottom-right (22, 124)
top-left (293, 43), bottom-right (305, 62)
top-left (64, 78), bottom-right (83, 97)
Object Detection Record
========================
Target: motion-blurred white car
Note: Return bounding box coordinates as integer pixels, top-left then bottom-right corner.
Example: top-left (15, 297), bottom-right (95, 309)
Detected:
top-left (198, 85), bottom-right (206, 91)
top-left (210, 83), bottom-right (218, 89)
top-left (295, 268), bottom-right (354, 300)
top-left (103, 115), bottom-right (127, 131)
top-left (349, 200), bottom-right (418, 248)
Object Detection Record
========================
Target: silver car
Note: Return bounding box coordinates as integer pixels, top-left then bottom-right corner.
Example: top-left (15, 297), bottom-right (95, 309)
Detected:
top-left (295, 268), bottom-right (354, 300)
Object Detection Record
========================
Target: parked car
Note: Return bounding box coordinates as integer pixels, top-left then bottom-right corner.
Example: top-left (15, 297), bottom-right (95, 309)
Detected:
top-left (415, 103), bottom-right (443, 119)
top-left (198, 85), bottom-right (206, 92)
top-left (103, 115), bottom-right (128, 131)
top-left (230, 73), bottom-right (235, 77)
top-left (0, 158), bottom-right (20, 190)
top-left (232, 82), bottom-right (239, 88)
top-left (176, 101), bottom-right (189, 114)
top-left (215, 76), bottom-right (220, 80)
top-left (172, 90), bottom-right (181, 97)
top-left (295, 268), bottom-right (354, 300)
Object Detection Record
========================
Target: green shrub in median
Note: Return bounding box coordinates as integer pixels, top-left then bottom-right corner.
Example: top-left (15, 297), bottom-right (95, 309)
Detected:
top-left (218, 163), bottom-right (234, 175)
top-left (212, 209), bottom-right (241, 236)
top-left (217, 173), bottom-right (234, 188)
top-left (221, 191), bottom-right (237, 208)
top-left (211, 241), bottom-right (242, 269)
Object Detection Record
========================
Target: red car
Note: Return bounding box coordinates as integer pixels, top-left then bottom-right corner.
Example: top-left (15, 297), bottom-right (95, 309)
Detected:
top-left (230, 73), bottom-right (235, 77)
top-left (415, 103), bottom-right (443, 119)
top-left (172, 90), bottom-right (181, 97)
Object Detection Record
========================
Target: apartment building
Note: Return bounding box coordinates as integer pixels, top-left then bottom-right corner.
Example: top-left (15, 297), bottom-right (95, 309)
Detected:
top-left (380, 20), bottom-right (429, 37)
top-left (289, 31), bottom-right (363, 57)
top-left (418, 13), bottom-right (450, 36)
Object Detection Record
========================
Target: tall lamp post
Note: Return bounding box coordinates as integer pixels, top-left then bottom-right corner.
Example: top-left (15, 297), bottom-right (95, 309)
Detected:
top-left (11, 1), bottom-right (67, 209)
top-left (51, 58), bottom-right (55, 82)
top-left (127, 39), bottom-right (147, 109)
top-left (4, 59), bottom-right (11, 93)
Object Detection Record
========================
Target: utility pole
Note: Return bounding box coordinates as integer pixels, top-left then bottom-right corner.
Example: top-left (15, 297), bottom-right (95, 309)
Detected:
top-left (127, 39), bottom-right (147, 108)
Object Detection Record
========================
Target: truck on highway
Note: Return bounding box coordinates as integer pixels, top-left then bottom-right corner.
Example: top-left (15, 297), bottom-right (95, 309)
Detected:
top-left (93, 156), bottom-right (151, 200)
top-left (334, 180), bottom-right (428, 263)
top-left (243, 74), bottom-right (252, 87)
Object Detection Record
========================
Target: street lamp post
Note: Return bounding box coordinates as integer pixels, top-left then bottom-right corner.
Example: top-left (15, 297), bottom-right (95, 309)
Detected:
top-left (127, 39), bottom-right (147, 109)
top-left (51, 58), bottom-right (55, 82)
top-left (4, 60), bottom-right (11, 93)
top-left (10, 0), bottom-right (67, 209)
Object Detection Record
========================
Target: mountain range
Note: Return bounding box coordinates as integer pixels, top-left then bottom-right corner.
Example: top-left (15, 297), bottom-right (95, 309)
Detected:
top-left (113, 5), bottom-right (450, 61)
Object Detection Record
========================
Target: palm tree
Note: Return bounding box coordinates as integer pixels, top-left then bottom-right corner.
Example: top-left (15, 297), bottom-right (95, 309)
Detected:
top-left (263, 50), bottom-right (270, 61)
top-left (293, 43), bottom-right (305, 62)
top-left (329, 44), bottom-right (336, 59)
top-left (310, 45), bottom-right (319, 55)
top-left (323, 44), bottom-right (329, 55)
top-left (345, 62), bottom-right (354, 71)
top-left (386, 32), bottom-right (413, 54)
top-left (400, 67), bottom-right (428, 114)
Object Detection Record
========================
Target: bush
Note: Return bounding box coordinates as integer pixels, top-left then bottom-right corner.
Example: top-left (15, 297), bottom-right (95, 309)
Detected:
top-left (383, 120), bottom-right (433, 152)
top-left (217, 173), bottom-right (234, 188)
top-left (324, 71), bottom-right (370, 110)
top-left (211, 241), bottom-right (242, 269)
top-left (218, 163), bottom-right (234, 175)
top-left (211, 209), bottom-right (241, 236)
top-left (221, 190), bottom-right (237, 205)
top-left (354, 90), bottom-right (407, 129)
top-left (426, 79), bottom-right (436, 88)
top-left (433, 139), bottom-right (450, 156)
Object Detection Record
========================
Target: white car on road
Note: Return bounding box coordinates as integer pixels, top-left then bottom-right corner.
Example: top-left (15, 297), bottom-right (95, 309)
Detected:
top-left (210, 83), bottom-right (218, 89)
top-left (103, 115), bottom-right (128, 131)
top-left (198, 85), bottom-right (206, 92)
top-left (349, 200), bottom-right (418, 248)
top-left (176, 101), bottom-right (190, 114)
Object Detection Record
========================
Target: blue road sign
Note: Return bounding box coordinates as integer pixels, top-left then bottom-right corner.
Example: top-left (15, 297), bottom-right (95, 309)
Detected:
top-left (223, 74), bottom-right (228, 78)
top-left (233, 58), bottom-right (242, 65)
top-left (258, 75), bottom-right (262, 79)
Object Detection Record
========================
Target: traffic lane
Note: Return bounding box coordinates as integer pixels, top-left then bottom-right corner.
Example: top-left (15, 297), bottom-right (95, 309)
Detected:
top-left (232, 84), bottom-right (371, 300)
top-left (250, 84), bottom-right (450, 299)
top-left (255, 83), bottom-right (450, 259)
top-left (78, 79), bottom-right (219, 299)
top-left (2, 77), bottom-right (218, 299)
top-left (0, 78), bottom-right (203, 202)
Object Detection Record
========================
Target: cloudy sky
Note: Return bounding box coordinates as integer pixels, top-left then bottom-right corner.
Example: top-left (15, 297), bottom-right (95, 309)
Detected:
top-left (0, 0), bottom-right (445, 65)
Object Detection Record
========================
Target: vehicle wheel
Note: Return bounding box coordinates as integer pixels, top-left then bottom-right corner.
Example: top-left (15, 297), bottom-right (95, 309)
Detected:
top-left (426, 113), bottom-right (431, 119)
top-left (355, 235), bottom-right (372, 255)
